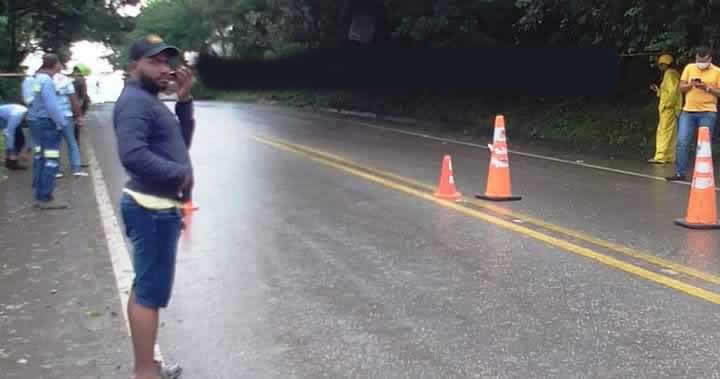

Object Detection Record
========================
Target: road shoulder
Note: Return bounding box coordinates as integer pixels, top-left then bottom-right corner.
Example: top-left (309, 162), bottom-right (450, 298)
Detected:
top-left (0, 135), bottom-right (131, 378)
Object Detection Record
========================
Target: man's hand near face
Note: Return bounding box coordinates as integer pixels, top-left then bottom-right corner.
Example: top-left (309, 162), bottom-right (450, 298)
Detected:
top-left (174, 66), bottom-right (194, 102)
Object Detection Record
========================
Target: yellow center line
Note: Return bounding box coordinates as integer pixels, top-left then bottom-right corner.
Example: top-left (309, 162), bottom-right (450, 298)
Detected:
top-left (252, 134), bottom-right (720, 306)
top-left (253, 134), bottom-right (720, 287)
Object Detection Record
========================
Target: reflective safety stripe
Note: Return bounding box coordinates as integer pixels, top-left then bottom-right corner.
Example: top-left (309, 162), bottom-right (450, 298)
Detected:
top-left (44, 150), bottom-right (60, 158)
top-left (34, 146), bottom-right (42, 154)
top-left (122, 188), bottom-right (181, 210)
top-left (697, 142), bottom-right (712, 158)
top-left (697, 162), bottom-right (713, 174)
top-left (694, 177), bottom-right (714, 190)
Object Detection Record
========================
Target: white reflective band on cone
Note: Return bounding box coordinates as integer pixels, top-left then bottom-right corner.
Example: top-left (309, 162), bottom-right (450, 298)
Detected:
top-left (697, 142), bottom-right (712, 158)
top-left (694, 177), bottom-right (714, 190)
top-left (493, 147), bottom-right (508, 155)
top-left (491, 158), bottom-right (509, 168)
top-left (696, 162), bottom-right (713, 174)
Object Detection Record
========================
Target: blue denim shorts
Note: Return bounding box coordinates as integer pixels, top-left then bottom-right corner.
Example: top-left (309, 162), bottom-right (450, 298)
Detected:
top-left (120, 193), bottom-right (183, 309)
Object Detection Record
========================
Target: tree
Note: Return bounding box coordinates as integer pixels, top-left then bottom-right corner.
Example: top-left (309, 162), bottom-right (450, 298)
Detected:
top-left (1, 0), bottom-right (138, 71)
top-left (109, 0), bottom-right (720, 72)
top-left (108, 0), bottom-right (214, 68)
top-left (108, 0), bottom-right (311, 66)
top-left (513, 0), bottom-right (720, 57)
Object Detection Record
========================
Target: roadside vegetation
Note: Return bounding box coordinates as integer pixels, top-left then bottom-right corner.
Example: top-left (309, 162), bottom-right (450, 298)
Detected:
top-left (4, 1), bottom-right (720, 157)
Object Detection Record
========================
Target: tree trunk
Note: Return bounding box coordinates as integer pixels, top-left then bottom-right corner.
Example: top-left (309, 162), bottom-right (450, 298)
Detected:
top-left (7, 0), bottom-right (18, 71)
top-left (8, 0), bottom-right (18, 71)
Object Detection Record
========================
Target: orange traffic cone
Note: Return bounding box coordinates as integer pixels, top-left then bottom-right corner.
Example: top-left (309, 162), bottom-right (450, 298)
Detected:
top-left (675, 126), bottom-right (720, 229)
top-left (434, 155), bottom-right (462, 201)
top-left (476, 115), bottom-right (521, 201)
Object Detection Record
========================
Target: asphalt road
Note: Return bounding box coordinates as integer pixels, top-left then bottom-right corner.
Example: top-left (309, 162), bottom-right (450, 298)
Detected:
top-left (87, 101), bottom-right (720, 378)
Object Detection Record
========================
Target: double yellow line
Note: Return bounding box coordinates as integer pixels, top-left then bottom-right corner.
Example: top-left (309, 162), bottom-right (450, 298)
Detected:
top-left (251, 134), bottom-right (720, 305)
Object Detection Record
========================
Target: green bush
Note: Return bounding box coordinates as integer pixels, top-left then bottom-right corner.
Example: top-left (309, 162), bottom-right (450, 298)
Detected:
top-left (191, 78), bottom-right (222, 100)
top-left (0, 77), bottom-right (24, 104)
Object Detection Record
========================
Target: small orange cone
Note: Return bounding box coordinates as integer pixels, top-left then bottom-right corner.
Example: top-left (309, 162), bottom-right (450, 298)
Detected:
top-left (675, 126), bottom-right (720, 229)
top-left (434, 155), bottom-right (462, 201)
top-left (476, 115), bottom-right (521, 201)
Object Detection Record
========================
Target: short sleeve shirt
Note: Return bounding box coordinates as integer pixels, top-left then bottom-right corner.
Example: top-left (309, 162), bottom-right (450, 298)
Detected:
top-left (54, 74), bottom-right (75, 117)
top-left (680, 63), bottom-right (720, 112)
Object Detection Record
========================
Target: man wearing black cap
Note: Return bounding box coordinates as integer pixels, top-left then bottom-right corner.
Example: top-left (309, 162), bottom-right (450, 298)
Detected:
top-left (114, 34), bottom-right (195, 379)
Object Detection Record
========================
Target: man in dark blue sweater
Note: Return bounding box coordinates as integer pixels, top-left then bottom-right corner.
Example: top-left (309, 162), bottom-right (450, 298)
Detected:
top-left (114, 34), bottom-right (195, 379)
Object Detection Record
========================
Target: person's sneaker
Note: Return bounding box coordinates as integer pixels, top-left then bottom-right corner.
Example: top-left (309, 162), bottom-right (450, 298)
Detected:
top-left (72, 171), bottom-right (89, 177)
top-left (665, 174), bottom-right (687, 182)
top-left (35, 199), bottom-right (70, 210)
top-left (56, 172), bottom-right (64, 179)
top-left (157, 361), bottom-right (182, 379)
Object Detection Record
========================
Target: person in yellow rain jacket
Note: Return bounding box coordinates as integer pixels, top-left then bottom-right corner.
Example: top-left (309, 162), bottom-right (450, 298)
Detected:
top-left (649, 54), bottom-right (682, 164)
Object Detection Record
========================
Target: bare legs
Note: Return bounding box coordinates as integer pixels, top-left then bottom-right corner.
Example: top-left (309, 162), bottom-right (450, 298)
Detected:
top-left (128, 291), bottom-right (161, 379)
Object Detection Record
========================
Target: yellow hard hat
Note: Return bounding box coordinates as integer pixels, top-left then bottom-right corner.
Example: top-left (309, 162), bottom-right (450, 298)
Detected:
top-left (73, 63), bottom-right (91, 76)
top-left (658, 54), bottom-right (674, 65)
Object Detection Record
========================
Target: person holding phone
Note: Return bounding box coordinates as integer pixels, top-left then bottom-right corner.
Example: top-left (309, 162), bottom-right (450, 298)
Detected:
top-left (667, 46), bottom-right (720, 181)
top-left (649, 54), bottom-right (682, 164)
top-left (114, 34), bottom-right (195, 379)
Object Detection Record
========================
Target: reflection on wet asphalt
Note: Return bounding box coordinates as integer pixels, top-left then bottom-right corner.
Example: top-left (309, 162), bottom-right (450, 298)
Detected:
top-left (86, 102), bottom-right (720, 379)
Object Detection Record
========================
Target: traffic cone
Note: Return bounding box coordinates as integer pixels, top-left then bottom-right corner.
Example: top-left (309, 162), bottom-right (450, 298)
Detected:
top-left (675, 126), bottom-right (720, 229)
top-left (476, 115), bottom-right (521, 201)
top-left (434, 155), bottom-right (462, 201)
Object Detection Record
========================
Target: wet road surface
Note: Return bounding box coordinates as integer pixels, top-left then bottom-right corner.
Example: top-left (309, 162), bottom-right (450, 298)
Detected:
top-left (87, 102), bottom-right (720, 378)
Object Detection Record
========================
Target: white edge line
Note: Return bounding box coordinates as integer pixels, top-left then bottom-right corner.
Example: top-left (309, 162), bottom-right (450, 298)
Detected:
top-left (86, 115), bottom-right (166, 364)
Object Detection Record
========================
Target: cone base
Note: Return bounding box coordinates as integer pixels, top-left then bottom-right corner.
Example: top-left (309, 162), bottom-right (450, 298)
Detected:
top-left (475, 193), bottom-right (522, 202)
top-left (434, 192), bottom-right (463, 201)
top-left (674, 218), bottom-right (720, 230)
